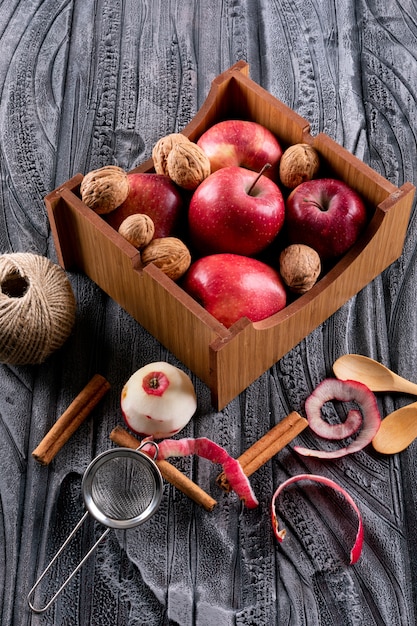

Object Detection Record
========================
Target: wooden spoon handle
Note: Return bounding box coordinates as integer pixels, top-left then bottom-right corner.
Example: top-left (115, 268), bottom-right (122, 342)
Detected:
top-left (390, 374), bottom-right (417, 396)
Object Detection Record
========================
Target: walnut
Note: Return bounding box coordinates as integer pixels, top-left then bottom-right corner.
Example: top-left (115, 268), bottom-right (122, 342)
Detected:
top-left (152, 133), bottom-right (191, 175)
top-left (118, 214), bottom-right (155, 249)
top-left (279, 244), bottom-right (321, 294)
top-left (279, 144), bottom-right (320, 189)
top-left (80, 165), bottom-right (129, 214)
top-left (166, 142), bottom-right (211, 190)
top-left (141, 237), bottom-right (192, 281)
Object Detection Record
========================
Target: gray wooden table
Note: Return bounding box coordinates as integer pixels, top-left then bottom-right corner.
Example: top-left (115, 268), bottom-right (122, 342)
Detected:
top-left (1, 2), bottom-right (417, 624)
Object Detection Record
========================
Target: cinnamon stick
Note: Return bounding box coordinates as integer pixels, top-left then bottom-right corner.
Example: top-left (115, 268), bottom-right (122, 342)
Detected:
top-left (32, 374), bottom-right (111, 465)
top-left (216, 411), bottom-right (308, 492)
top-left (109, 425), bottom-right (217, 512)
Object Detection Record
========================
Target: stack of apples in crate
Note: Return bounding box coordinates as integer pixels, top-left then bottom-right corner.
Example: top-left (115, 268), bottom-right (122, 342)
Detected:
top-left (80, 119), bottom-right (368, 329)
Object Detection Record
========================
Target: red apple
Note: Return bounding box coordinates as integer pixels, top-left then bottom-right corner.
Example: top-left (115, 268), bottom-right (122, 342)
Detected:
top-left (182, 253), bottom-right (287, 328)
top-left (188, 166), bottom-right (285, 256)
top-left (196, 120), bottom-right (282, 176)
top-left (285, 178), bottom-right (367, 259)
top-left (105, 173), bottom-right (183, 237)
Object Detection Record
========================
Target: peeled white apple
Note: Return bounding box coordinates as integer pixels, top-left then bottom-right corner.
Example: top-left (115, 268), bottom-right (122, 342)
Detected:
top-left (121, 362), bottom-right (197, 438)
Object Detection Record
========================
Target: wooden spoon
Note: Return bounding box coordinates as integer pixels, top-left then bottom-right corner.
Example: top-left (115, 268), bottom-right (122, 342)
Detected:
top-left (333, 354), bottom-right (417, 454)
top-left (333, 354), bottom-right (417, 395)
top-left (371, 401), bottom-right (417, 454)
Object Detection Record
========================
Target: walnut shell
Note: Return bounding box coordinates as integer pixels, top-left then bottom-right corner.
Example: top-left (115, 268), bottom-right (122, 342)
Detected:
top-left (279, 144), bottom-right (320, 189)
top-left (152, 133), bottom-right (191, 175)
top-left (167, 142), bottom-right (211, 190)
top-left (118, 214), bottom-right (155, 249)
top-left (279, 244), bottom-right (321, 294)
top-left (141, 237), bottom-right (192, 281)
top-left (80, 165), bottom-right (129, 214)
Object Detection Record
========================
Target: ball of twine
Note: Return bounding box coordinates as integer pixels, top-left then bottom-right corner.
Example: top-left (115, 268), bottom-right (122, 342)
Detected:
top-left (0, 253), bottom-right (76, 365)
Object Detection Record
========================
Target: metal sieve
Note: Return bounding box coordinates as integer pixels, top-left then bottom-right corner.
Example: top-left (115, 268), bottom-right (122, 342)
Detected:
top-left (27, 442), bottom-right (163, 613)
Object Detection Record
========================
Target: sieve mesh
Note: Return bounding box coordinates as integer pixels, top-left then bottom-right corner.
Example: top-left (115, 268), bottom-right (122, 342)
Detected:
top-left (90, 454), bottom-right (158, 521)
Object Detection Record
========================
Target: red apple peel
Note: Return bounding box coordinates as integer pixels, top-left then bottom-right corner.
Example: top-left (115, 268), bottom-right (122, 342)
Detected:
top-left (295, 378), bottom-right (381, 458)
top-left (142, 437), bottom-right (259, 508)
top-left (271, 474), bottom-right (364, 564)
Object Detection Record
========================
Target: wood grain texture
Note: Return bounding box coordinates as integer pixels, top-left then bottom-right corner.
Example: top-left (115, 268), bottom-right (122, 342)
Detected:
top-left (1, 1), bottom-right (417, 624)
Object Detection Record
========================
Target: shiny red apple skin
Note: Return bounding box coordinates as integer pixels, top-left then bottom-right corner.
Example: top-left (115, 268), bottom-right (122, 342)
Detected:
top-left (105, 172), bottom-right (183, 237)
top-left (182, 253), bottom-right (287, 328)
top-left (196, 120), bottom-right (282, 176)
top-left (188, 166), bottom-right (285, 256)
top-left (285, 178), bottom-right (367, 259)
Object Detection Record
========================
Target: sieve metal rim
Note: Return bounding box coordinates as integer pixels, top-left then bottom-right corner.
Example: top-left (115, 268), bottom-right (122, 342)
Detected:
top-left (81, 446), bottom-right (163, 530)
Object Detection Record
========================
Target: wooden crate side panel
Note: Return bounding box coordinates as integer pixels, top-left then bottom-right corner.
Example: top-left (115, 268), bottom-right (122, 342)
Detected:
top-left (46, 174), bottom-right (85, 269)
top-left (132, 264), bottom-right (229, 385)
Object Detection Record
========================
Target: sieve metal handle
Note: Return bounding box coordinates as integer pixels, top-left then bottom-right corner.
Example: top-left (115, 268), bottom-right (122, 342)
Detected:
top-left (27, 511), bottom-right (110, 614)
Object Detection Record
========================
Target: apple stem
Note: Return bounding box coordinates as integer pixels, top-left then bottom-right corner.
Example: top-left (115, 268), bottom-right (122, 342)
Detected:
top-left (247, 163), bottom-right (272, 195)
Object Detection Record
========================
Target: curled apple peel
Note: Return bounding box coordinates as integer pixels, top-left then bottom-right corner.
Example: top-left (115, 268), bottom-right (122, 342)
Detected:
top-left (271, 474), bottom-right (364, 564)
top-left (141, 436), bottom-right (259, 508)
top-left (121, 362), bottom-right (197, 439)
top-left (295, 378), bottom-right (381, 459)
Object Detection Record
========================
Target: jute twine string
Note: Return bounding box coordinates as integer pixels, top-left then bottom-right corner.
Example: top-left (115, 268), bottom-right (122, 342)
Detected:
top-left (0, 253), bottom-right (76, 365)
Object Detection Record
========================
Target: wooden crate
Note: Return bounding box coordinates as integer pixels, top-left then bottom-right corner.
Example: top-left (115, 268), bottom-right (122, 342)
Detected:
top-left (46, 61), bottom-right (415, 410)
